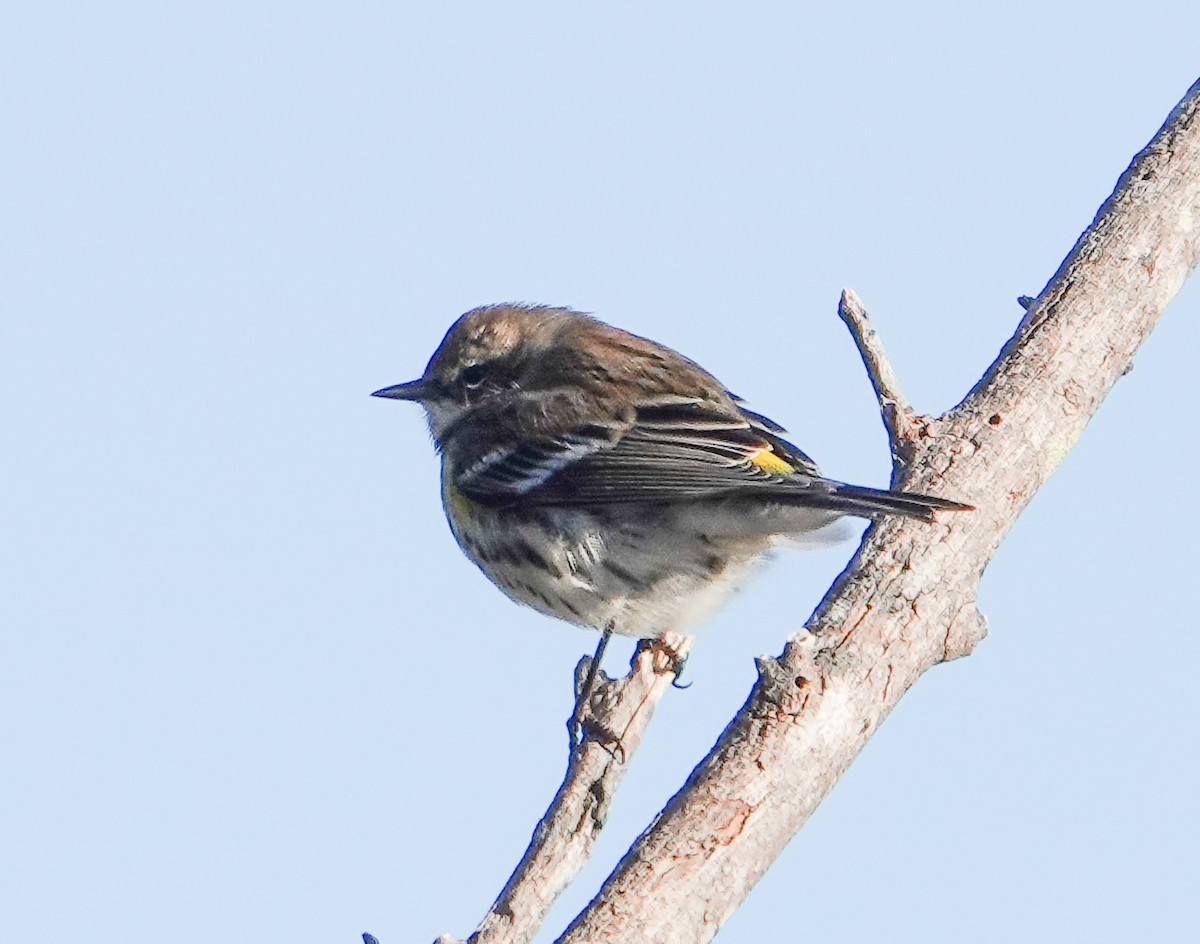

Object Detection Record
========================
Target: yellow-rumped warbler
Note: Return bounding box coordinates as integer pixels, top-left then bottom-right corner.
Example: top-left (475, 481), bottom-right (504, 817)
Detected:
top-left (373, 304), bottom-right (969, 643)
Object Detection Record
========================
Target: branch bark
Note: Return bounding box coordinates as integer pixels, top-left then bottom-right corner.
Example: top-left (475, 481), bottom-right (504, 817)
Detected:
top-left (434, 76), bottom-right (1200, 944)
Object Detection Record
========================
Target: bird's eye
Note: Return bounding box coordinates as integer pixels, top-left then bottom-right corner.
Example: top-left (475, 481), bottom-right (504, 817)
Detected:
top-left (460, 362), bottom-right (491, 389)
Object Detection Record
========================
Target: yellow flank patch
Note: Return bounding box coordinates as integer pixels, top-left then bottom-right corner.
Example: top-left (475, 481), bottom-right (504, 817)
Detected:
top-left (442, 478), bottom-right (483, 523)
top-left (746, 446), bottom-right (794, 475)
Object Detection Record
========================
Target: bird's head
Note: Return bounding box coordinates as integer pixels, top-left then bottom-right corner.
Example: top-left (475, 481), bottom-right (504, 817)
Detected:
top-left (371, 303), bottom-right (590, 441)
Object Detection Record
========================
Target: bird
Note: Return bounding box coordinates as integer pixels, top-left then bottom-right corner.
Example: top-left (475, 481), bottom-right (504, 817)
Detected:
top-left (372, 304), bottom-right (969, 698)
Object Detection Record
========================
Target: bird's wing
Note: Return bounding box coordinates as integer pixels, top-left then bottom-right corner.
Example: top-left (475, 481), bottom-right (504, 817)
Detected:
top-left (454, 395), bottom-right (826, 506)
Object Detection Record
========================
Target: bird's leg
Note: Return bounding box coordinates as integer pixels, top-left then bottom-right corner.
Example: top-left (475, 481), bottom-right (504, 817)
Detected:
top-left (568, 625), bottom-right (613, 752)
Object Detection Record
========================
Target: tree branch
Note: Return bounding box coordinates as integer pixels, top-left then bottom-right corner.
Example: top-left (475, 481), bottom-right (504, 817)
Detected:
top-left (436, 636), bottom-right (692, 944)
top-left (553, 76), bottom-right (1200, 943)
top-left (836, 288), bottom-right (915, 468)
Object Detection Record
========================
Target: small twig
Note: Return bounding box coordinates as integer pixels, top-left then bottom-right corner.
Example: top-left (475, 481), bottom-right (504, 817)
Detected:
top-left (837, 289), bottom-right (916, 466)
top-left (837, 288), bottom-right (908, 410)
top-left (435, 634), bottom-right (692, 944)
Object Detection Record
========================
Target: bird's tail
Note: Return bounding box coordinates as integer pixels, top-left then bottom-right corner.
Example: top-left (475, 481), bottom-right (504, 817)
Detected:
top-left (805, 482), bottom-right (973, 522)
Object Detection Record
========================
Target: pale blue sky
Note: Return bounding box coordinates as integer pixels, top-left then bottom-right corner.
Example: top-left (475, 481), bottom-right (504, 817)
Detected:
top-left (2, 3), bottom-right (1198, 942)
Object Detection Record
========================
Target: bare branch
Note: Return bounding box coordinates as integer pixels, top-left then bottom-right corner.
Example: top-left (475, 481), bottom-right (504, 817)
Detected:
top-left (436, 636), bottom-right (692, 944)
top-left (836, 288), bottom-right (914, 466)
top-left (555, 77), bottom-right (1200, 944)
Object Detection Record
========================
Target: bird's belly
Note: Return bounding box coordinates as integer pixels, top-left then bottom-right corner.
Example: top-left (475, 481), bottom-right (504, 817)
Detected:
top-left (444, 491), bottom-right (774, 638)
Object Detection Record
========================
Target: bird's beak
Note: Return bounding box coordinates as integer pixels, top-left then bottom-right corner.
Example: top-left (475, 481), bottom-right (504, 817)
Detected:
top-left (370, 378), bottom-right (433, 401)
